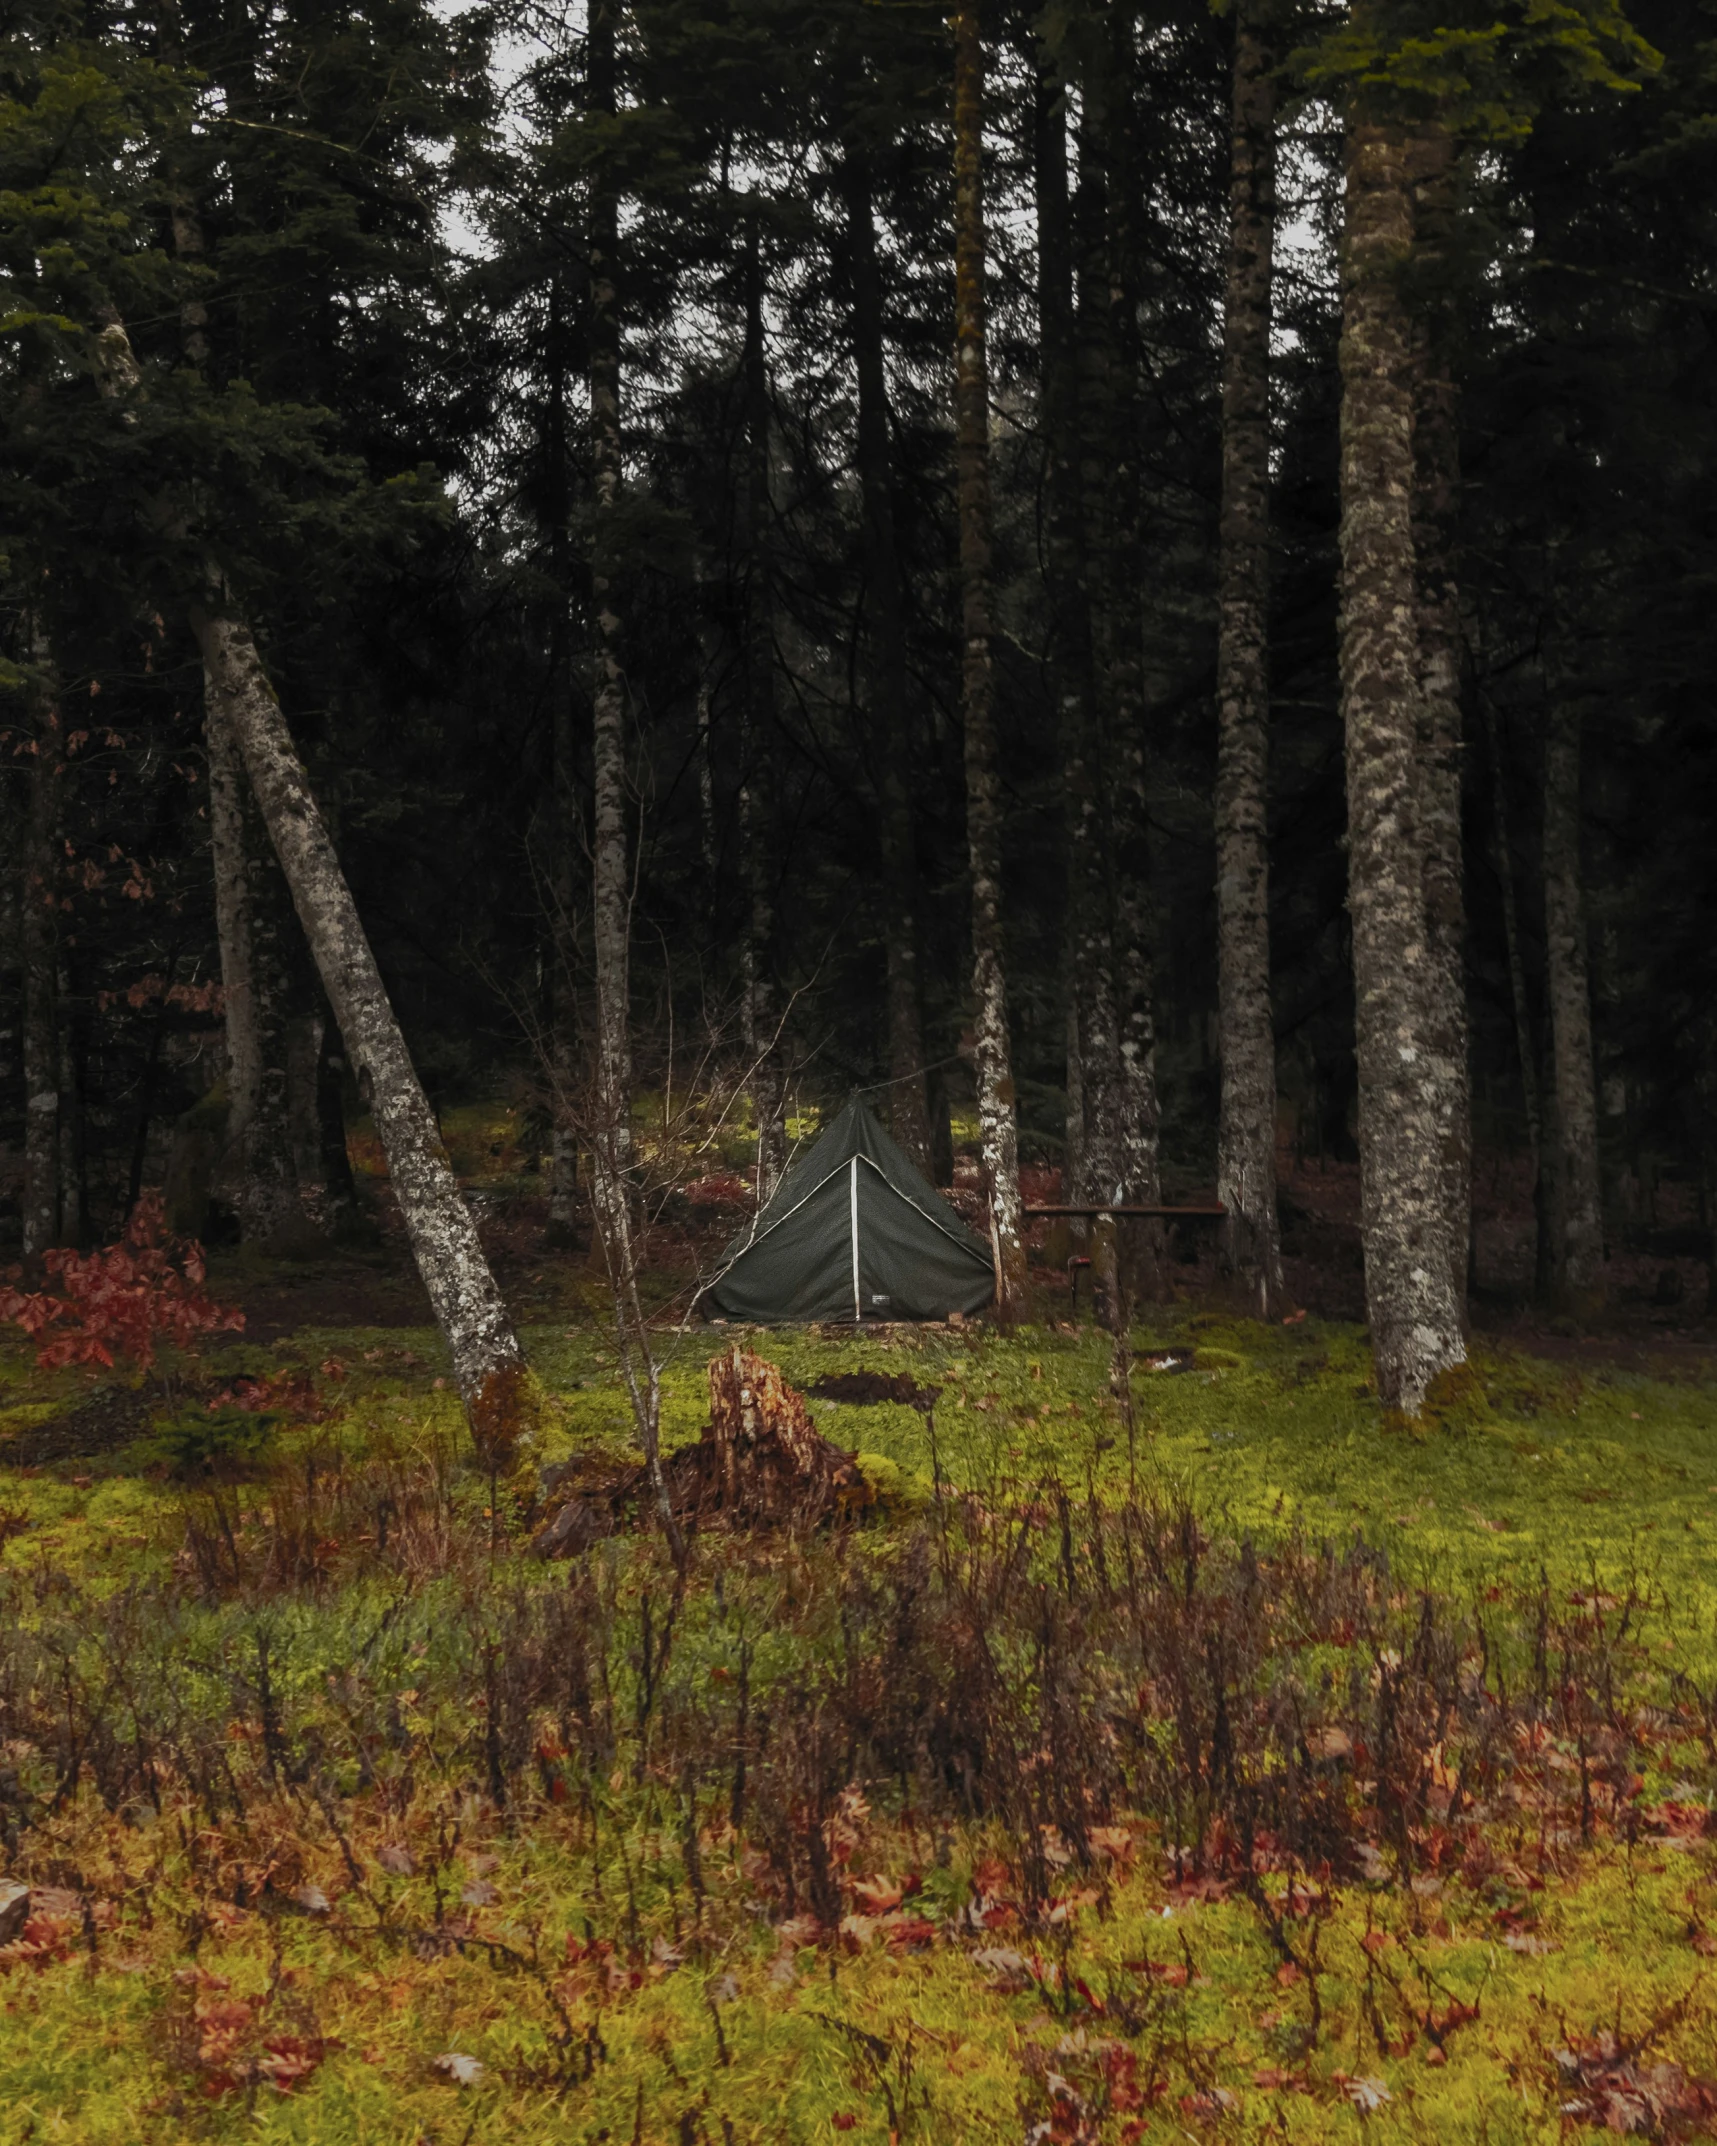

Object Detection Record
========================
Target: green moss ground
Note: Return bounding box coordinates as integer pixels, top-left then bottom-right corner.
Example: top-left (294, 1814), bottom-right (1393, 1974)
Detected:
top-left (2, 1308), bottom-right (1717, 2141)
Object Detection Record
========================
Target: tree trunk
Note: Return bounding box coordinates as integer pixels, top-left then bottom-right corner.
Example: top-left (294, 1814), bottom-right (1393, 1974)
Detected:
top-left (205, 684), bottom-right (301, 1244)
top-left (740, 210), bottom-right (787, 1203)
top-left (1213, 0), bottom-right (1286, 1317)
top-left (953, 0), bottom-right (1025, 1309)
top-left (190, 606), bottom-right (529, 1442)
top-left (1408, 122), bottom-right (1470, 1317)
top-left (21, 644), bottom-right (60, 1257)
top-left (545, 263), bottom-right (583, 1250)
top-left (1479, 688), bottom-right (1545, 1282)
top-left (588, 0), bottom-right (633, 1250)
top-left (56, 952), bottom-right (88, 1248)
top-left (1337, 119), bottom-right (1465, 1413)
top-left (315, 1008), bottom-right (360, 1229)
top-left (1543, 696), bottom-right (1603, 1300)
top-left (843, 148), bottom-right (933, 1173)
top-left (1095, 20), bottom-right (1168, 1301)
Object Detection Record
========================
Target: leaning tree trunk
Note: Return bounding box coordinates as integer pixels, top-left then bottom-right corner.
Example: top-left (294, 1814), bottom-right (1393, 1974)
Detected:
top-left (1408, 121), bottom-right (1470, 1318)
top-left (1337, 120), bottom-right (1465, 1413)
top-left (1542, 695), bottom-right (1604, 1302)
top-left (21, 638), bottom-right (61, 1256)
top-left (844, 147), bottom-right (934, 1173)
top-left (953, 0), bottom-right (1027, 1310)
top-left (740, 210), bottom-right (787, 1202)
top-left (191, 607), bottom-right (529, 1444)
top-left (587, 0), bottom-right (633, 1253)
top-left (1213, 0), bottom-right (1286, 1318)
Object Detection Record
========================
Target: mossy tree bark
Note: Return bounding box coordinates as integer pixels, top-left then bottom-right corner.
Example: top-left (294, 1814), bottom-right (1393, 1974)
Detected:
top-left (1408, 121), bottom-right (1471, 1317)
top-left (953, 0), bottom-right (1026, 1309)
top-left (1214, 0), bottom-right (1287, 1318)
top-left (191, 606), bottom-right (528, 1439)
top-left (1337, 119), bottom-right (1466, 1412)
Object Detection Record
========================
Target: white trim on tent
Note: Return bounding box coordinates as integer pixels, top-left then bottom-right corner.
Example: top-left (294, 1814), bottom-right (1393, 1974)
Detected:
top-left (850, 1156), bottom-right (861, 1324)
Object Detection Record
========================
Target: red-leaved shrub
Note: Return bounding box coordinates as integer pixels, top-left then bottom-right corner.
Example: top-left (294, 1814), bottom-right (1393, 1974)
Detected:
top-left (0, 1191), bottom-right (243, 1370)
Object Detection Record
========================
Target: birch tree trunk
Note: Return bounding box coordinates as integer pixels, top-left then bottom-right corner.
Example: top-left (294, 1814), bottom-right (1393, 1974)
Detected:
top-left (1337, 119), bottom-right (1465, 1412)
top-left (1543, 696), bottom-right (1604, 1301)
top-left (22, 643), bottom-right (61, 1256)
top-left (843, 148), bottom-right (933, 1173)
top-left (1213, 0), bottom-right (1286, 1317)
top-left (953, 0), bottom-right (1027, 1310)
top-left (1408, 122), bottom-right (1470, 1317)
top-left (190, 607), bottom-right (529, 1441)
top-left (740, 210), bottom-right (787, 1202)
top-left (588, 0), bottom-right (633, 1252)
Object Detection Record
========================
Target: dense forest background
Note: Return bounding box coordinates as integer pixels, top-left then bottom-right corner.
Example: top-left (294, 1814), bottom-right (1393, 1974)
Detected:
top-left (2, 0), bottom-right (1714, 1338)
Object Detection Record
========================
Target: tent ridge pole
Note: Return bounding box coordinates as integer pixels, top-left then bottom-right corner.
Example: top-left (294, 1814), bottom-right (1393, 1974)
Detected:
top-left (851, 1155), bottom-right (862, 1326)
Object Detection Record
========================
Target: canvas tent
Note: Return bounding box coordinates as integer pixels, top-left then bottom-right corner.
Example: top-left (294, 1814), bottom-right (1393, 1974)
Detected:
top-left (703, 1097), bottom-right (995, 1323)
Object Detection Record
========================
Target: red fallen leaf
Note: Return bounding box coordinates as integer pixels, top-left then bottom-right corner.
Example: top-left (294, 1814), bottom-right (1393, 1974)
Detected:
top-left (973, 1858), bottom-right (1011, 1894)
top-left (833, 2120), bottom-right (857, 2134)
top-left (878, 1915), bottom-right (937, 1951)
top-left (1139, 1960), bottom-right (1188, 1985)
top-left (1275, 1962), bottom-right (1302, 1987)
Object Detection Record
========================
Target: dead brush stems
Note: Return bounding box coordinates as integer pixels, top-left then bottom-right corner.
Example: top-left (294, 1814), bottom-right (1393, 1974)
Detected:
top-left (0, 1493), bottom-right (1692, 1990)
top-left (175, 1424), bottom-right (491, 1599)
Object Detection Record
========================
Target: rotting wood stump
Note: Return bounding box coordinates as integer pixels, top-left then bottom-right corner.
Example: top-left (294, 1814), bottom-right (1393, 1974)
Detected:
top-left (534, 1347), bottom-right (864, 1555)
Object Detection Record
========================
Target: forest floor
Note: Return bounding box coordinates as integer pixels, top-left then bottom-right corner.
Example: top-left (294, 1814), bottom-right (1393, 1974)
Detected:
top-left (3, 1118), bottom-right (1717, 2142)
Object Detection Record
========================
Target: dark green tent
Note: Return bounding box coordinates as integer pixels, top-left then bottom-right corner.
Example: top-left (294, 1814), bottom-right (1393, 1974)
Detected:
top-left (703, 1097), bottom-right (995, 1323)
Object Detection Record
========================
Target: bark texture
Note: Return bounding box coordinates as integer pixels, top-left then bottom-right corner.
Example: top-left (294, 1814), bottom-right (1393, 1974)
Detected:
top-left (1408, 123), bottom-right (1470, 1315)
top-left (1337, 120), bottom-right (1465, 1412)
top-left (844, 148), bottom-right (933, 1173)
top-left (22, 649), bottom-right (61, 1256)
top-left (1543, 697), bottom-right (1604, 1298)
top-left (953, 0), bottom-right (1026, 1309)
top-left (191, 608), bottom-right (528, 1437)
top-left (1213, 0), bottom-right (1286, 1317)
top-left (588, 0), bottom-right (634, 1249)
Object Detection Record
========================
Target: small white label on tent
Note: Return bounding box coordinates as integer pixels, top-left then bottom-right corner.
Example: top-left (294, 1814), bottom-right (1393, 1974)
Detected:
top-left (871, 1294), bottom-right (890, 1306)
